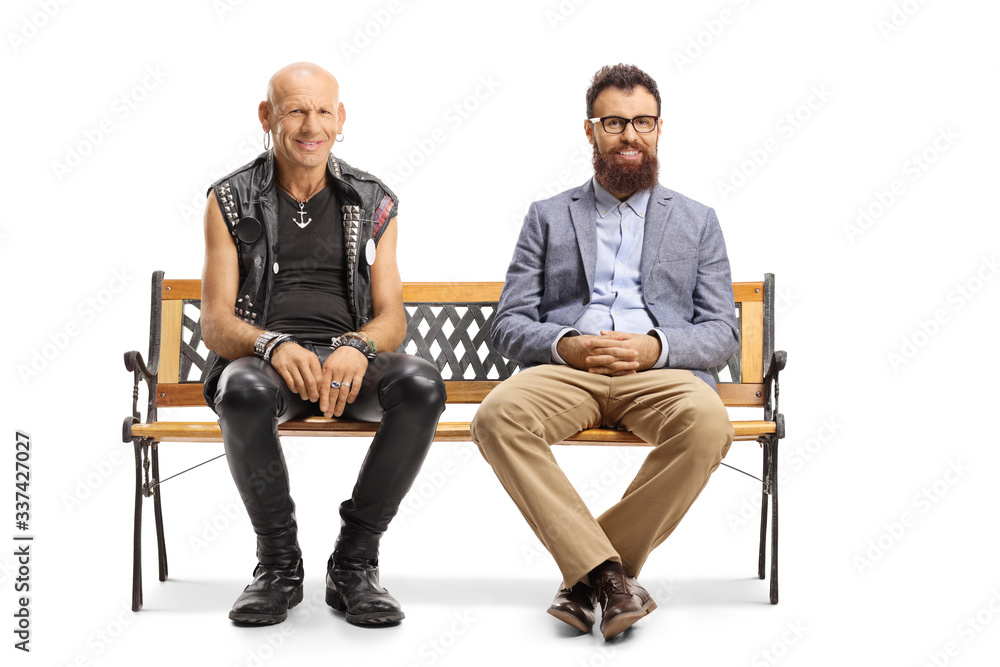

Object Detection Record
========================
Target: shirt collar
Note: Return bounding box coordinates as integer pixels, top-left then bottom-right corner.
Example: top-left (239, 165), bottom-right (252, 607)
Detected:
top-left (592, 177), bottom-right (650, 218)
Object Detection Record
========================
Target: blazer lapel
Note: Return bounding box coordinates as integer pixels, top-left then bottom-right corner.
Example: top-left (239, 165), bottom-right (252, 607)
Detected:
top-left (640, 185), bottom-right (674, 287)
top-left (569, 182), bottom-right (598, 292)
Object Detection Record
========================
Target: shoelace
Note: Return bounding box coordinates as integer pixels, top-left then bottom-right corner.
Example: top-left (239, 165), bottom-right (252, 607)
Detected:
top-left (598, 571), bottom-right (627, 597)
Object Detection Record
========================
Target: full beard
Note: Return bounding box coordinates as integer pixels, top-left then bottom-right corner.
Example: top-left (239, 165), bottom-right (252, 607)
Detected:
top-left (592, 141), bottom-right (659, 197)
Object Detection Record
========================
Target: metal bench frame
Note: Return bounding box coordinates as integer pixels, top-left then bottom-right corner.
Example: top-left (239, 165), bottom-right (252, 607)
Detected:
top-left (123, 271), bottom-right (786, 611)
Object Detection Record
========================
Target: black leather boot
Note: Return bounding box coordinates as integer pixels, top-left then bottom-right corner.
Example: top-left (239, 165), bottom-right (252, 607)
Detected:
top-left (230, 560), bottom-right (304, 624)
top-left (325, 553), bottom-right (404, 625)
top-left (214, 360), bottom-right (312, 625)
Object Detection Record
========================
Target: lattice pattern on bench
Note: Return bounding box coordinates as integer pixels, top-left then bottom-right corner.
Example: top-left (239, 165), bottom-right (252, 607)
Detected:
top-left (402, 303), bottom-right (518, 381)
top-left (170, 299), bottom-right (521, 384)
top-left (171, 299), bottom-right (742, 386)
top-left (179, 301), bottom-right (209, 383)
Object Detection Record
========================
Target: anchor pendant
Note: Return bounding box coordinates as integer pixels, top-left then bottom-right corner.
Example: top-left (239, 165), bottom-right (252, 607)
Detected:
top-left (294, 203), bottom-right (312, 229)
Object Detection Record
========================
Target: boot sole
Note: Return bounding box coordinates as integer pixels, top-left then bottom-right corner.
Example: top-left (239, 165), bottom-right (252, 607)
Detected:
top-left (229, 585), bottom-right (304, 625)
top-left (325, 586), bottom-right (405, 625)
top-left (547, 608), bottom-right (593, 633)
top-left (601, 599), bottom-right (658, 640)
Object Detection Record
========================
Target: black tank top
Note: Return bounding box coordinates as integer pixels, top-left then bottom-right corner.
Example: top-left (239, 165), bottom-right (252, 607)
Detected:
top-left (266, 184), bottom-right (354, 345)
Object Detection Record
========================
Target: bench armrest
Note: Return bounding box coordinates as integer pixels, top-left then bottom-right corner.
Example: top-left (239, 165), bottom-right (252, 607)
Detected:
top-left (763, 350), bottom-right (787, 439)
top-left (124, 350), bottom-right (156, 381)
top-left (123, 350), bottom-right (159, 442)
top-left (764, 350), bottom-right (787, 379)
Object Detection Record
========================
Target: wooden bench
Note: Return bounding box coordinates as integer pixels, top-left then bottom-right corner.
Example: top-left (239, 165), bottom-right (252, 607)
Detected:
top-left (123, 271), bottom-right (786, 611)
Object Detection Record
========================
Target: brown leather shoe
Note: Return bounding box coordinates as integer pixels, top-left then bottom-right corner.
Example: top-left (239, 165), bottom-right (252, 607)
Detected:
top-left (595, 564), bottom-right (657, 640)
top-left (547, 581), bottom-right (598, 633)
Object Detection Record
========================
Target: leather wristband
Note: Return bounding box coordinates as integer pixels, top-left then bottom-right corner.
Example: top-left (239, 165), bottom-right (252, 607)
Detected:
top-left (254, 331), bottom-right (281, 358)
top-left (342, 331), bottom-right (377, 355)
top-left (330, 334), bottom-right (377, 361)
top-left (263, 334), bottom-right (298, 364)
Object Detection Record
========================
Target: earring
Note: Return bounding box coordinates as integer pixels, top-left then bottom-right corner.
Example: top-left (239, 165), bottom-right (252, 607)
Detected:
top-left (336, 133), bottom-right (344, 143)
top-left (263, 131), bottom-right (271, 150)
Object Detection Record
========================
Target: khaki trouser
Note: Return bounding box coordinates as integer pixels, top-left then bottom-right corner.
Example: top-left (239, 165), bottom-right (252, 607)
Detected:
top-left (471, 365), bottom-right (734, 589)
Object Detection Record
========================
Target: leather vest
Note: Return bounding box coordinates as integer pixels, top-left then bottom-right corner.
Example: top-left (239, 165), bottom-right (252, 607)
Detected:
top-left (202, 150), bottom-right (398, 407)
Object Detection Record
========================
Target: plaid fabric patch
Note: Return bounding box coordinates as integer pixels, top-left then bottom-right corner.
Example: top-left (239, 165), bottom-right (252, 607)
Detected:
top-left (373, 194), bottom-right (394, 237)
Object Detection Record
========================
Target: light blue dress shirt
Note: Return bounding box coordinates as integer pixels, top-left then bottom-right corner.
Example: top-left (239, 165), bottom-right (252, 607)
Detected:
top-left (551, 178), bottom-right (670, 367)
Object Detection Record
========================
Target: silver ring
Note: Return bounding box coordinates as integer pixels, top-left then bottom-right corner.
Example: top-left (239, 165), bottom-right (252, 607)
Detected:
top-left (342, 382), bottom-right (351, 388)
top-left (330, 381), bottom-right (340, 388)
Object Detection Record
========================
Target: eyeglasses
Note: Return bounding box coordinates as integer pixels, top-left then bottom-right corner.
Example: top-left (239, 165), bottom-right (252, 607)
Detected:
top-left (589, 115), bottom-right (660, 134)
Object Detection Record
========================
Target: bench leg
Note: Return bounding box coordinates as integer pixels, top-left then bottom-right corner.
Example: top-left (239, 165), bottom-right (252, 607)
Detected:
top-left (151, 442), bottom-right (168, 582)
top-left (131, 440), bottom-right (144, 612)
top-left (768, 435), bottom-right (779, 604)
top-left (757, 439), bottom-right (769, 580)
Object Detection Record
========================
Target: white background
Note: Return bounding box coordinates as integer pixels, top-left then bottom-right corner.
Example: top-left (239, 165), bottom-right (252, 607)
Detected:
top-left (3, 0), bottom-right (999, 665)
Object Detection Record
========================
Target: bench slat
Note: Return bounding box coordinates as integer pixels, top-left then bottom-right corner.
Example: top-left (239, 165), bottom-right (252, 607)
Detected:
top-left (160, 301), bottom-right (182, 384)
top-left (155, 380), bottom-right (766, 408)
top-left (741, 300), bottom-right (764, 384)
top-left (166, 281), bottom-right (766, 304)
top-left (401, 282), bottom-right (505, 302)
top-left (163, 280), bottom-right (202, 300)
top-left (732, 282), bottom-right (764, 302)
top-left (131, 419), bottom-right (775, 443)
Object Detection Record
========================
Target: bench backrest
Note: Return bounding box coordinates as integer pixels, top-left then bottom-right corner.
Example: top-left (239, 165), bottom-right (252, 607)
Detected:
top-left (143, 272), bottom-right (775, 410)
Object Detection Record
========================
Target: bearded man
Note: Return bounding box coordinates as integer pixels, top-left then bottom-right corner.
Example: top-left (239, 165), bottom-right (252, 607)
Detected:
top-left (470, 64), bottom-right (739, 640)
top-left (200, 62), bottom-right (445, 627)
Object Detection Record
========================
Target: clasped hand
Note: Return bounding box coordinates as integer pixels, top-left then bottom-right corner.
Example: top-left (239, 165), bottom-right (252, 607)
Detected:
top-left (556, 330), bottom-right (662, 376)
top-left (270, 343), bottom-right (368, 417)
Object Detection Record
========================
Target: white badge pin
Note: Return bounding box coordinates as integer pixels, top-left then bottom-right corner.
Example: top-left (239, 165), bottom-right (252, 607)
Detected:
top-left (365, 239), bottom-right (376, 265)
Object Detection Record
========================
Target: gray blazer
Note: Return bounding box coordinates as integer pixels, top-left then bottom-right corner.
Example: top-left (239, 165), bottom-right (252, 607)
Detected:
top-left (492, 180), bottom-right (739, 390)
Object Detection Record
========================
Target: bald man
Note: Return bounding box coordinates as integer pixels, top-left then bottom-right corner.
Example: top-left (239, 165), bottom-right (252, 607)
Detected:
top-left (200, 62), bottom-right (445, 626)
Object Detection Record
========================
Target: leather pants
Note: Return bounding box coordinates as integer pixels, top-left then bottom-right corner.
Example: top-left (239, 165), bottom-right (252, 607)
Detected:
top-left (213, 345), bottom-right (446, 564)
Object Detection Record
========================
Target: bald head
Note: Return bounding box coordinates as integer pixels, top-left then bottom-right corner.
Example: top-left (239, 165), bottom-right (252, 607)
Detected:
top-left (266, 62), bottom-right (339, 110)
top-left (259, 62), bottom-right (346, 176)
